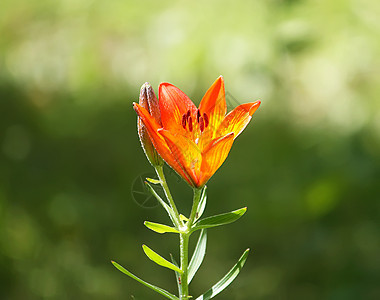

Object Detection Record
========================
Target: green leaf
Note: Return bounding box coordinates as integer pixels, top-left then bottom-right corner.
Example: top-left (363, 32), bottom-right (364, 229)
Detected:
top-left (142, 245), bottom-right (183, 274)
top-left (188, 229), bottom-right (207, 284)
top-left (170, 254), bottom-right (182, 297)
top-left (146, 177), bottom-right (162, 184)
top-left (191, 207), bottom-right (247, 232)
top-left (195, 186), bottom-right (207, 221)
top-left (195, 249), bottom-right (250, 300)
top-left (111, 260), bottom-right (179, 300)
top-left (144, 221), bottom-right (180, 234)
top-left (180, 214), bottom-right (189, 222)
top-left (144, 181), bottom-right (177, 226)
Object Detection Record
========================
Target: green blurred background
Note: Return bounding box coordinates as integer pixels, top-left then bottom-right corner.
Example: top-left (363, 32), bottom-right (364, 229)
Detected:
top-left (1, 0), bottom-right (379, 299)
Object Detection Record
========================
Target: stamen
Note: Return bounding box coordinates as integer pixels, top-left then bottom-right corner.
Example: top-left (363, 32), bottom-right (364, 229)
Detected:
top-left (199, 116), bottom-right (205, 132)
top-left (203, 113), bottom-right (209, 128)
top-left (186, 110), bottom-right (191, 120)
top-left (182, 114), bottom-right (187, 129)
top-left (188, 116), bottom-right (193, 132)
top-left (197, 109), bottom-right (201, 123)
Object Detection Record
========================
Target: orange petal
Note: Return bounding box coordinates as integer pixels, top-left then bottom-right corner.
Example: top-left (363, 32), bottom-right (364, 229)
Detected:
top-left (217, 101), bottom-right (261, 139)
top-left (198, 133), bottom-right (235, 186)
top-left (199, 76), bottom-right (227, 134)
top-left (159, 83), bottom-right (198, 133)
top-left (133, 103), bottom-right (193, 185)
top-left (158, 129), bottom-right (202, 187)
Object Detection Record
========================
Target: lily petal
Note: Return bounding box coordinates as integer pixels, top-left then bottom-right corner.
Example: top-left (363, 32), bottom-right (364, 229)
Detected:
top-left (217, 101), bottom-right (261, 139)
top-left (199, 76), bottom-right (227, 134)
top-left (199, 133), bottom-right (235, 186)
top-left (133, 103), bottom-right (193, 184)
top-left (158, 129), bottom-right (202, 187)
top-left (159, 83), bottom-right (198, 133)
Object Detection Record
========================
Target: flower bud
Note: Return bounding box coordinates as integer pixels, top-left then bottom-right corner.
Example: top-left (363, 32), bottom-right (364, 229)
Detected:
top-left (138, 83), bottom-right (164, 166)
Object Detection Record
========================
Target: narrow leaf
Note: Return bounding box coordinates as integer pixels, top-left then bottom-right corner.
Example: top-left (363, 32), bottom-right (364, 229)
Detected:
top-left (188, 229), bottom-right (207, 284)
top-left (111, 260), bottom-right (179, 300)
top-left (195, 249), bottom-right (250, 300)
top-left (143, 245), bottom-right (183, 274)
top-left (144, 221), bottom-right (180, 234)
top-left (146, 177), bottom-right (162, 184)
top-left (170, 254), bottom-right (182, 297)
top-left (180, 214), bottom-right (189, 222)
top-left (191, 207), bottom-right (247, 232)
top-left (195, 186), bottom-right (207, 221)
top-left (145, 181), bottom-right (177, 226)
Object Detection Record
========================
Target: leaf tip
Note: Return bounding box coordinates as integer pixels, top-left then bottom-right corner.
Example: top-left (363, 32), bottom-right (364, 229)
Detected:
top-left (111, 260), bottom-right (119, 268)
top-left (240, 207), bottom-right (248, 215)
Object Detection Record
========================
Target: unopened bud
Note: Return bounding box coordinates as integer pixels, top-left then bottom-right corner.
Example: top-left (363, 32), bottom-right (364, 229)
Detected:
top-left (138, 83), bottom-right (163, 166)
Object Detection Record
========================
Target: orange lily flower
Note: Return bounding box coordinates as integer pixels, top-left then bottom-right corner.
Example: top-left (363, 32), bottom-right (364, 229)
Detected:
top-left (133, 76), bottom-right (261, 188)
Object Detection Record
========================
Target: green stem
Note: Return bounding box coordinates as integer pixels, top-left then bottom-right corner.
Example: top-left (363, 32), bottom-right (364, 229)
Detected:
top-left (153, 167), bottom-right (203, 299)
top-left (179, 187), bottom-right (203, 299)
top-left (188, 187), bottom-right (203, 229)
top-left (179, 233), bottom-right (189, 299)
top-left (155, 165), bottom-right (181, 227)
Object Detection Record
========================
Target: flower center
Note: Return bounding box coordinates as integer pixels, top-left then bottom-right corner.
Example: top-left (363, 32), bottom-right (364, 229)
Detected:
top-left (182, 109), bottom-right (209, 133)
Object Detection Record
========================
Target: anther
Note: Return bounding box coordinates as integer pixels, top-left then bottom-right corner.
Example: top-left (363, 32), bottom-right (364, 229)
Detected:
top-left (186, 110), bottom-right (191, 120)
top-left (182, 114), bottom-right (187, 129)
top-left (203, 113), bottom-right (209, 128)
top-left (188, 116), bottom-right (193, 132)
top-left (199, 116), bottom-right (205, 132)
top-left (197, 109), bottom-right (201, 123)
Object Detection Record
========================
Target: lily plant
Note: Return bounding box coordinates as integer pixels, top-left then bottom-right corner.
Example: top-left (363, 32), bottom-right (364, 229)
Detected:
top-left (112, 76), bottom-right (261, 299)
